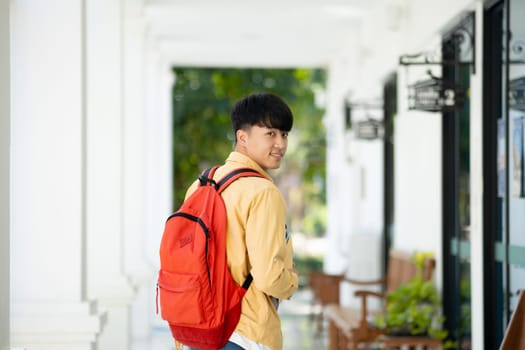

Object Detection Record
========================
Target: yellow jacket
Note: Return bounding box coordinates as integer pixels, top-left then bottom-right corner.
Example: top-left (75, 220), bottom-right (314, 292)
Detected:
top-left (186, 152), bottom-right (298, 350)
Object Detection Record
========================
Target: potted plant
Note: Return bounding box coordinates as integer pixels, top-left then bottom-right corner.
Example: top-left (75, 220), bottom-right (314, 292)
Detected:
top-left (372, 252), bottom-right (454, 347)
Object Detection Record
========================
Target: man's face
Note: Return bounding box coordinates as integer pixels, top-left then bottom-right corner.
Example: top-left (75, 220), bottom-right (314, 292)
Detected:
top-left (237, 124), bottom-right (289, 170)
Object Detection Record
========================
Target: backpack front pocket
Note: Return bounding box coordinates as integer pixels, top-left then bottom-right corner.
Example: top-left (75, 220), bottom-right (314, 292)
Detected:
top-left (157, 270), bottom-right (205, 325)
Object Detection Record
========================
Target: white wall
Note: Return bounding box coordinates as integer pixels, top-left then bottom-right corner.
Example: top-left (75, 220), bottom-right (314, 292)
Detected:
top-left (392, 101), bottom-right (443, 258)
top-left (342, 0), bottom-right (482, 267)
top-left (0, 0), bottom-right (10, 348)
top-left (324, 55), bottom-right (359, 274)
top-left (11, 0), bottom-right (86, 304)
top-left (85, 0), bottom-right (135, 348)
top-left (143, 51), bottom-right (173, 269)
top-left (326, 0), bottom-right (485, 348)
top-left (122, 0), bottom-right (161, 343)
top-left (392, 61), bottom-right (443, 258)
top-left (352, 137), bottom-right (384, 234)
top-left (137, 26), bottom-right (175, 338)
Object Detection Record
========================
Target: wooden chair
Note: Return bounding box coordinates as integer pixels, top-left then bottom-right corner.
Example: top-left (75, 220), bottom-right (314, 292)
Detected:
top-left (324, 249), bottom-right (436, 350)
top-left (500, 290), bottom-right (525, 350)
top-left (308, 270), bottom-right (344, 333)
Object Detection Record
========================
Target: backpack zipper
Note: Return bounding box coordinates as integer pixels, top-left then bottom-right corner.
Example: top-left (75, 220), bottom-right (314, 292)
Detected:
top-left (170, 212), bottom-right (212, 288)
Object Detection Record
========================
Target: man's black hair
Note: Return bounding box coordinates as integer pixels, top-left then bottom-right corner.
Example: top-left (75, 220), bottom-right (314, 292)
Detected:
top-left (231, 93), bottom-right (294, 135)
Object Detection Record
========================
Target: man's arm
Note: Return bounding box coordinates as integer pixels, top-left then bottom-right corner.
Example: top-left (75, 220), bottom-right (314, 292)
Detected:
top-left (245, 187), bottom-right (298, 300)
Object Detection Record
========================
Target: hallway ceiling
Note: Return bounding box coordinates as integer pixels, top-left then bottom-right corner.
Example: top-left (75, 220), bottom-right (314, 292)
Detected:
top-left (144, 0), bottom-right (372, 68)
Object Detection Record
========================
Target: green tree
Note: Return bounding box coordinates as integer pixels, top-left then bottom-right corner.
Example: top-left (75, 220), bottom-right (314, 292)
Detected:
top-left (171, 67), bottom-right (326, 236)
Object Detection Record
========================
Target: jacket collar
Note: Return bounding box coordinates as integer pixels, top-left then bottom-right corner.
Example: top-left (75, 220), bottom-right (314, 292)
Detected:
top-left (225, 152), bottom-right (273, 181)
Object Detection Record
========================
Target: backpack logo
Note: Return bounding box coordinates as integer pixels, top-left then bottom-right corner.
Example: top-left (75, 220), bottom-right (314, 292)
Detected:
top-left (156, 166), bottom-right (265, 350)
top-left (179, 233), bottom-right (193, 248)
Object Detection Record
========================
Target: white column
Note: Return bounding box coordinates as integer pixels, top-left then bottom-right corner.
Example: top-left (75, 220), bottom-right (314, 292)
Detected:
top-left (0, 0), bottom-right (10, 349)
top-left (122, 0), bottom-right (158, 343)
top-left (140, 36), bottom-right (174, 335)
top-left (85, 0), bottom-right (135, 349)
top-left (324, 57), bottom-right (357, 274)
top-left (469, 3), bottom-right (484, 350)
top-left (144, 43), bottom-right (173, 267)
top-left (153, 58), bottom-right (174, 257)
top-left (10, 1), bottom-right (103, 349)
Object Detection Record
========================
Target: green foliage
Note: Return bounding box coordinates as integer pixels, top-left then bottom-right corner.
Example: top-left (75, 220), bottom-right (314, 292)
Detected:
top-left (372, 253), bottom-right (454, 348)
top-left (373, 277), bottom-right (443, 336)
top-left (171, 67), bottom-right (327, 229)
top-left (301, 201), bottom-right (327, 237)
top-left (293, 254), bottom-right (324, 288)
top-left (294, 255), bottom-right (323, 276)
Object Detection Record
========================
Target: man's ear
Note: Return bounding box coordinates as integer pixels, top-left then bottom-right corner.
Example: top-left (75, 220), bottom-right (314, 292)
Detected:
top-left (236, 129), bottom-right (247, 145)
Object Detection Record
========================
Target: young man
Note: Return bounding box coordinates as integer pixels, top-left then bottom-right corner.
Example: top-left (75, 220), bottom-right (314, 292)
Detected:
top-left (185, 92), bottom-right (299, 350)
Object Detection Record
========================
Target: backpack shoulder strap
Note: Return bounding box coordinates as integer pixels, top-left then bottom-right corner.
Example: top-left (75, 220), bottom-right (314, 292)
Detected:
top-left (198, 165), bottom-right (220, 187)
top-left (215, 167), bottom-right (264, 291)
top-left (215, 167), bottom-right (265, 194)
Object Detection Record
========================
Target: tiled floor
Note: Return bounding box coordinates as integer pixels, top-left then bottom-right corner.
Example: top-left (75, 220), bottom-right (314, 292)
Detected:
top-left (133, 288), bottom-right (327, 350)
top-left (280, 289), bottom-right (328, 350)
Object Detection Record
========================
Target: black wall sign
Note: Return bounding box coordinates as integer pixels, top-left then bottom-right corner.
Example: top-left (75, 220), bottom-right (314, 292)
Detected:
top-left (356, 118), bottom-right (383, 140)
top-left (409, 76), bottom-right (465, 112)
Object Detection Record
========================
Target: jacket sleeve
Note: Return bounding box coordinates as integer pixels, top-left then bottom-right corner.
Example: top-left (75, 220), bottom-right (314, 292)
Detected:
top-left (245, 186), bottom-right (298, 300)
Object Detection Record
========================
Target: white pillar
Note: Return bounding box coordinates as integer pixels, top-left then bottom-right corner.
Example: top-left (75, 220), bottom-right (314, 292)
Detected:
top-left (144, 43), bottom-right (173, 267)
top-left (469, 3), bottom-right (484, 350)
top-left (122, 0), bottom-right (158, 343)
top-left (10, 1), bottom-right (103, 349)
top-left (85, 0), bottom-right (135, 349)
top-left (324, 57), bottom-right (357, 274)
top-left (140, 35), bottom-right (174, 335)
top-left (0, 0), bottom-right (10, 348)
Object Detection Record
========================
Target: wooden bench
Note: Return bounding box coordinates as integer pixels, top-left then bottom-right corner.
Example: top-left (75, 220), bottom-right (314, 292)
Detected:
top-left (379, 335), bottom-right (442, 349)
top-left (324, 249), bottom-right (436, 350)
top-left (500, 289), bottom-right (525, 350)
top-left (308, 270), bottom-right (344, 333)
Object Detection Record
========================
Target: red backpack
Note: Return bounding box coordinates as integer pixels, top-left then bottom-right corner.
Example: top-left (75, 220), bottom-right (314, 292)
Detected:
top-left (157, 166), bottom-right (264, 350)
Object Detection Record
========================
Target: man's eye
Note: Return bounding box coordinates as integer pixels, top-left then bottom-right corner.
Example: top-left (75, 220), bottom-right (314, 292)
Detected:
top-left (282, 132), bottom-right (289, 138)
